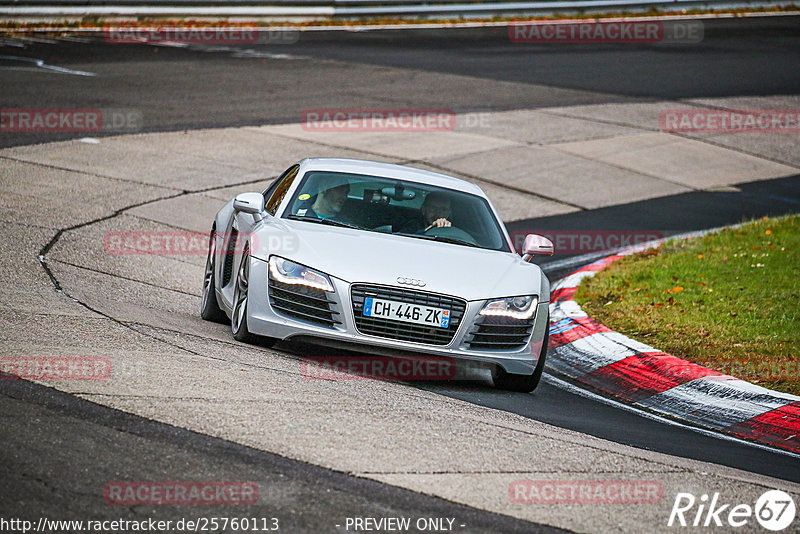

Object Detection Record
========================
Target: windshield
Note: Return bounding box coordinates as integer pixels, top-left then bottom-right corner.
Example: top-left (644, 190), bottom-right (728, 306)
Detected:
top-left (282, 170), bottom-right (510, 252)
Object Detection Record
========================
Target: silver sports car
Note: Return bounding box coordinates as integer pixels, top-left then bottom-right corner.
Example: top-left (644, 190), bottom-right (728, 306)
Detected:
top-left (201, 158), bottom-right (554, 391)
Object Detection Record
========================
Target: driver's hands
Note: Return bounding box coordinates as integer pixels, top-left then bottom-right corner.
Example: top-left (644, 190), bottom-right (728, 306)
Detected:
top-left (425, 218), bottom-right (452, 231)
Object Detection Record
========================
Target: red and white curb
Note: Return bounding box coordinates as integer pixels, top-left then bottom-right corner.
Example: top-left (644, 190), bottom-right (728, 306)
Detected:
top-left (546, 240), bottom-right (800, 455)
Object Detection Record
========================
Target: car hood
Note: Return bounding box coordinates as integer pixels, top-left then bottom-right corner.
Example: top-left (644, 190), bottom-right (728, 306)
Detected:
top-left (252, 220), bottom-right (548, 302)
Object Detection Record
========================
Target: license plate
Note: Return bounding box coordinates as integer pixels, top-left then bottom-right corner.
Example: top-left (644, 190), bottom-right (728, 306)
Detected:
top-left (363, 297), bottom-right (450, 329)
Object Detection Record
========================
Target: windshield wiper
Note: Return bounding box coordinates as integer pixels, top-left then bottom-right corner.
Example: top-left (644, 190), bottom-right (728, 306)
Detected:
top-left (287, 214), bottom-right (362, 230)
top-left (429, 235), bottom-right (479, 248)
top-left (393, 232), bottom-right (479, 248)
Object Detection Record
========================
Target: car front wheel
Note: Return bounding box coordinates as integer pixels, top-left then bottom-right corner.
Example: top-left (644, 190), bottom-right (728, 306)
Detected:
top-left (231, 249), bottom-right (277, 348)
top-left (493, 316), bottom-right (549, 393)
top-left (231, 250), bottom-right (258, 343)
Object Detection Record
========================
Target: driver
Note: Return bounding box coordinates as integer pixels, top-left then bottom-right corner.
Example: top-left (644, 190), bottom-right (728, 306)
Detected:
top-left (398, 191), bottom-right (453, 234)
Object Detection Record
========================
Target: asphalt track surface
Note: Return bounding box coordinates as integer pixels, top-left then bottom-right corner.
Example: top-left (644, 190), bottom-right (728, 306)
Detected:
top-left (0, 378), bottom-right (561, 533)
top-left (2, 16), bottom-right (799, 148)
top-left (2, 15), bottom-right (800, 530)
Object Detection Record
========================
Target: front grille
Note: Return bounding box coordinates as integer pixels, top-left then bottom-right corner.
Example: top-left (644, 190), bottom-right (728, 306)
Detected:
top-left (268, 277), bottom-right (340, 328)
top-left (467, 315), bottom-right (534, 350)
top-left (351, 284), bottom-right (466, 346)
top-left (222, 228), bottom-right (238, 287)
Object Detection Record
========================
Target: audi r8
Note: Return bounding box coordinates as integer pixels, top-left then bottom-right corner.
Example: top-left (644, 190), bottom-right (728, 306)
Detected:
top-left (201, 158), bottom-right (554, 391)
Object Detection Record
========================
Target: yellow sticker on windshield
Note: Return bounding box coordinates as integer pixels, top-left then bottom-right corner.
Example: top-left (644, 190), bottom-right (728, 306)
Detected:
top-left (298, 193), bottom-right (311, 200)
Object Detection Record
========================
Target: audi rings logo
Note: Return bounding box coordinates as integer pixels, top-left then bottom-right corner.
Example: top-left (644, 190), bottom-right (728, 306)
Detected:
top-left (397, 277), bottom-right (426, 287)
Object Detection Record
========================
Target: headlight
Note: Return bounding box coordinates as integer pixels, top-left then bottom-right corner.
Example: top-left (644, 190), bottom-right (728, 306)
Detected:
top-left (269, 256), bottom-right (334, 292)
top-left (479, 295), bottom-right (538, 320)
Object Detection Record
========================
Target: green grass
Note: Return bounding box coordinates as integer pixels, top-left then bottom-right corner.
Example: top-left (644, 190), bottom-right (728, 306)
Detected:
top-left (575, 215), bottom-right (800, 396)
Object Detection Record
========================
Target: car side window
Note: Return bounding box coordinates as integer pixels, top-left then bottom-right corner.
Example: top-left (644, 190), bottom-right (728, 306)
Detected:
top-left (262, 178), bottom-right (280, 202)
top-left (265, 165), bottom-right (299, 215)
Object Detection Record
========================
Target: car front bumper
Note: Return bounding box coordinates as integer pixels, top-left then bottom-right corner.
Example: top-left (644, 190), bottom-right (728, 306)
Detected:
top-left (242, 257), bottom-right (549, 376)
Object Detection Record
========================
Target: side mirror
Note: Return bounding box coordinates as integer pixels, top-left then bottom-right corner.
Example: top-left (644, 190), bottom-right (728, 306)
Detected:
top-left (521, 234), bottom-right (554, 262)
top-left (233, 192), bottom-right (266, 217)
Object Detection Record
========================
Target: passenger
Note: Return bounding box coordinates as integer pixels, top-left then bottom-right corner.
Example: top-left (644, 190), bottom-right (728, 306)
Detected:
top-left (296, 175), bottom-right (351, 220)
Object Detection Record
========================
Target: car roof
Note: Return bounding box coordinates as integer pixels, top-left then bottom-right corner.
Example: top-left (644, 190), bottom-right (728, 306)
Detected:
top-left (298, 158), bottom-right (485, 196)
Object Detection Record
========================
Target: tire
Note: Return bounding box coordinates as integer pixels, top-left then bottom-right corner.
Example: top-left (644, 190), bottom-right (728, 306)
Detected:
top-left (231, 249), bottom-right (258, 343)
top-left (493, 315), bottom-right (550, 393)
top-left (231, 249), bottom-right (277, 348)
top-left (200, 227), bottom-right (227, 323)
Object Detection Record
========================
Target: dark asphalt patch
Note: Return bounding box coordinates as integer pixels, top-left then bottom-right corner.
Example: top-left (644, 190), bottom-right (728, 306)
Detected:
top-left (0, 377), bottom-right (565, 533)
top-left (519, 174), bottom-right (800, 280)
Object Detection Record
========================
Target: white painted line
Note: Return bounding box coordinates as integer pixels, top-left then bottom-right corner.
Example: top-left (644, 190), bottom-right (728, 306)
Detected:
top-left (549, 299), bottom-right (588, 321)
top-left (640, 376), bottom-right (799, 429)
top-left (149, 42), bottom-right (191, 48)
top-left (229, 50), bottom-right (303, 60)
top-left (0, 67), bottom-right (48, 73)
top-left (552, 269), bottom-right (597, 290)
top-left (702, 375), bottom-right (800, 403)
top-left (548, 331), bottom-right (654, 378)
top-left (542, 373), bottom-right (800, 460)
top-left (0, 55), bottom-right (95, 77)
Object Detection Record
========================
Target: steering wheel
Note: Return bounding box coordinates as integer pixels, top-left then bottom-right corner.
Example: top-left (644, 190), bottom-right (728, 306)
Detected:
top-left (424, 225), bottom-right (479, 246)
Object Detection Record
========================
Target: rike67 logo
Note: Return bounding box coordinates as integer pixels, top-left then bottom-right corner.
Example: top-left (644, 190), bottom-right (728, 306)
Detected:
top-left (668, 490), bottom-right (796, 530)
